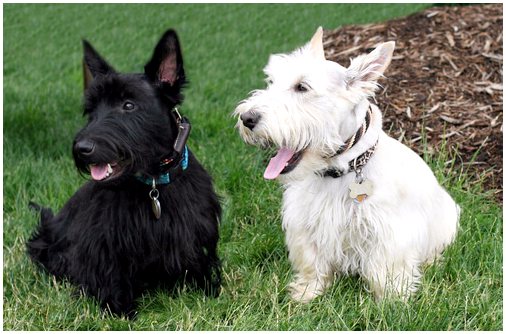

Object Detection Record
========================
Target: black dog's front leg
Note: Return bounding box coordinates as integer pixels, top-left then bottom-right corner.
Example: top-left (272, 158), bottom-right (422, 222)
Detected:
top-left (71, 239), bottom-right (139, 318)
top-left (97, 282), bottom-right (137, 318)
top-left (79, 266), bottom-right (138, 318)
top-left (186, 248), bottom-right (222, 298)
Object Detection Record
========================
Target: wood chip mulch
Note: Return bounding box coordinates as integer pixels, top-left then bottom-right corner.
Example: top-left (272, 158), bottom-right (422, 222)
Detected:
top-left (323, 4), bottom-right (503, 202)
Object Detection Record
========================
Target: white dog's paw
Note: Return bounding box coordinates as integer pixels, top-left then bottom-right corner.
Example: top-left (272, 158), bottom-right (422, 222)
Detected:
top-left (288, 280), bottom-right (322, 303)
top-left (368, 271), bottom-right (419, 302)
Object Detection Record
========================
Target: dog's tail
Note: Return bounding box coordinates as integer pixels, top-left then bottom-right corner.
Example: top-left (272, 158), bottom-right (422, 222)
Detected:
top-left (28, 201), bottom-right (54, 222)
top-left (27, 201), bottom-right (68, 276)
top-left (29, 201), bottom-right (44, 212)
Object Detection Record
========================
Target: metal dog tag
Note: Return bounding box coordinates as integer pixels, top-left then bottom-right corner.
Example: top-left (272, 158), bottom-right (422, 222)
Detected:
top-left (349, 179), bottom-right (373, 204)
top-left (149, 182), bottom-right (161, 220)
top-left (151, 197), bottom-right (161, 220)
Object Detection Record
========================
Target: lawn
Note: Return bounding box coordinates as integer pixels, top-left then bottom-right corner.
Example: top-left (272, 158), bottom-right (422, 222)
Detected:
top-left (3, 3), bottom-right (502, 331)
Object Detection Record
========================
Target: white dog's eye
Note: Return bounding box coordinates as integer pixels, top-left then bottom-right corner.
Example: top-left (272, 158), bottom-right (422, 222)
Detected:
top-left (266, 78), bottom-right (273, 85)
top-left (295, 82), bottom-right (309, 93)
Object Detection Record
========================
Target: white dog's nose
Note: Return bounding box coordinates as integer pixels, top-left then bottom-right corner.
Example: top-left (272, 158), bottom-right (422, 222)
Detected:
top-left (240, 111), bottom-right (261, 130)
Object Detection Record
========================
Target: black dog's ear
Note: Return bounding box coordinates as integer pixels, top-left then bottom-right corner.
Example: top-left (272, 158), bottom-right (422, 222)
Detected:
top-left (82, 40), bottom-right (115, 90)
top-left (144, 29), bottom-right (185, 87)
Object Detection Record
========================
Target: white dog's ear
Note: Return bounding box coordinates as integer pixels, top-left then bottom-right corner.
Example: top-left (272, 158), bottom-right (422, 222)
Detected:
top-left (308, 26), bottom-right (325, 60)
top-left (345, 41), bottom-right (395, 95)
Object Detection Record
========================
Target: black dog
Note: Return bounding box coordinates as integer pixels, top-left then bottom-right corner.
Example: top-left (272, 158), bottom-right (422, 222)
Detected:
top-left (27, 29), bottom-right (221, 317)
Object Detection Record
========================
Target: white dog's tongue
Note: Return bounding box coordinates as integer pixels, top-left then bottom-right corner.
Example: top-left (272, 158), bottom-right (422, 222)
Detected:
top-left (90, 164), bottom-right (108, 181)
top-left (264, 147), bottom-right (295, 179)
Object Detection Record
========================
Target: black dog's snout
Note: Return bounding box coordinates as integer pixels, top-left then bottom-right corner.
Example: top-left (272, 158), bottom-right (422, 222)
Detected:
top-left (74, 139), bottom-right (95, 156)
top-left (240, 111), bottom-right (261, 130)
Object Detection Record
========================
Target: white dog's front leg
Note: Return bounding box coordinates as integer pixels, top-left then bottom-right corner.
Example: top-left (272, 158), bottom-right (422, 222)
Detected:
top-left (285, 226), bottom-right (334, 303)
top-left (363, 253), bottom-right (422, 301)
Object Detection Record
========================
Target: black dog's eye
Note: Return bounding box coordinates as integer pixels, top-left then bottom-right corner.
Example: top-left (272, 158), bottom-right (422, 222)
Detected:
top-left (123, 102), bottom-right (135, 111)
top-left (295, 82), bottom-right (309, 93)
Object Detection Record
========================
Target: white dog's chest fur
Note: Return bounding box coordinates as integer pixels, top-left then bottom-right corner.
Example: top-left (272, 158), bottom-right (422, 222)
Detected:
top-left (283, 174), bottom-right (378, 275)
top-left (281, 131), bottom-right (458, 278)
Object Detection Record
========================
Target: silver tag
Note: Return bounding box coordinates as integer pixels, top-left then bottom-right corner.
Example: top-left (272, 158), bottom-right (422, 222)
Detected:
top-left (349, 179), bottom-right (373, 204)
top-left (149, 182), bottom-right (161, 220)
top-left (151, 197), bottom-right (161, 220)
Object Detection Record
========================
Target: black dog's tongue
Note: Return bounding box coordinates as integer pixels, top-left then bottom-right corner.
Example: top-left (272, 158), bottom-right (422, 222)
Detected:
top-left (90, 164), bottom-right (111, 181)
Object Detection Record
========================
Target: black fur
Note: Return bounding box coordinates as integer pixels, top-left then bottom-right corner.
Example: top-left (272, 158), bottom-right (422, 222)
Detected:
top-left (27, 29), bottom-right (221, 317)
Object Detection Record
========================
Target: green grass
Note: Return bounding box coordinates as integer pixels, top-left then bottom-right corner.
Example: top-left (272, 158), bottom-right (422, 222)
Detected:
top-left (3, 3), bottom-right (502, 331)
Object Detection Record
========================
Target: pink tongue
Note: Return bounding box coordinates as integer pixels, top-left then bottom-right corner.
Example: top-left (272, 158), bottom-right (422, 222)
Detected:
top-left (90, 164), bottom-right (108, 181)
top-left (264, 147), bottom-right (295, 180)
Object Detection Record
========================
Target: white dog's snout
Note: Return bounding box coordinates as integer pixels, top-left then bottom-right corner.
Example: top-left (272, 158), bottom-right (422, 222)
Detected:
top-left (240, 110), bottom-right (261, 130)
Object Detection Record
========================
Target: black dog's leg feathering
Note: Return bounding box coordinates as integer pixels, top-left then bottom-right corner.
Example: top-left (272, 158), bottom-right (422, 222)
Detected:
top-left (79, 256), bottom-right (138, 318)
top-left (187, 249), bottom-right (222, 298)
top-left (204, 253), bottom-right (222, 298)
top-left (29, 201), bottom-right (139, 317)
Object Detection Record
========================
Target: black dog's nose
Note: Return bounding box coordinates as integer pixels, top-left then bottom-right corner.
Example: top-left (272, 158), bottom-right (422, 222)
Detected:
top-left (240, 111), bottom-right (261, 130)
top-left (74, 139), bottom-right (95, 156)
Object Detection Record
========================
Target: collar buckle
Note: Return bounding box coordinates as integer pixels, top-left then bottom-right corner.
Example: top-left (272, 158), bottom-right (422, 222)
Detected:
top-left (135, 107), bottom-right (191, 186)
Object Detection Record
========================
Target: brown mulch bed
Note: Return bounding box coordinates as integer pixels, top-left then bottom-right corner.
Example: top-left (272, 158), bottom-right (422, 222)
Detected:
top-left (323, 4), bottom-right (503, 202)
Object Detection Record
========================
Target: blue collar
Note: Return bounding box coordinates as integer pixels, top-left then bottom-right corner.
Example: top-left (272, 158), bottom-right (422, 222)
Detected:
top-left (135, 146), bottom-right (189, 185)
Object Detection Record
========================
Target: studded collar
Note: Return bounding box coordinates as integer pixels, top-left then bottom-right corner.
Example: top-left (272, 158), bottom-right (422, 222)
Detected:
top-left (318, 105), bottom-right (377, 178)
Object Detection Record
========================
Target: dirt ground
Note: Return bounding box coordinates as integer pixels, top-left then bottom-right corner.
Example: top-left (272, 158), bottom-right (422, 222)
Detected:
top-left (323, 4), bottom-right (503, 202)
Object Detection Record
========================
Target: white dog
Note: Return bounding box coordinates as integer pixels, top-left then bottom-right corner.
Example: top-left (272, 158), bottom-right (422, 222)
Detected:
top-left (234, 27), bottom-right (460, 302)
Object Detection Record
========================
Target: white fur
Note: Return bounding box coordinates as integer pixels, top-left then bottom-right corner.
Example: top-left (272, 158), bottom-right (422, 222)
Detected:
top-left (234, 27), bottom-right (459, 302)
